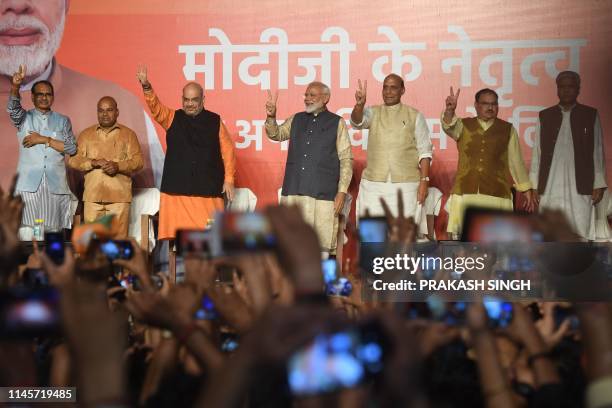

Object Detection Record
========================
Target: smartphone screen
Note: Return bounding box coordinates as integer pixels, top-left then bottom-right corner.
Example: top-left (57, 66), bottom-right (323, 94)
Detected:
top-left (461, 208), bottom-right (543, 243)
top-left (0, 287), bottom-right (61, 338)
top-left (44, 232), bottom-right (65, 265)
top-left (554, 306), bottom-right (580, 331)
top-left (194, 295), bottom-right (218, 320)
top-left (100, 240), bottom-right (134, 261)
top-left (358, 217), bottom-right (388, 243)
top-left (483, 296), bottom-right (514, 328)
top-left (287, 328), bottom-right (385, 396)
top-left (220, 332), bottom-right (240, 353)
top-left (23, 268), bottom-right (49, 287)
top-left (213, 212), bottom-right (276, 256)
top-left (175, 229), bottom-right (210, 257)
top-left (322, 259), bottom-right (352, 297)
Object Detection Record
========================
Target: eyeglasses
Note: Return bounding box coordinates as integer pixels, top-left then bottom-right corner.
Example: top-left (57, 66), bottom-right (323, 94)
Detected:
top-left (478, 102), bottom-right (498, 108)
top-left (33, 92), bottom-right (53, 98)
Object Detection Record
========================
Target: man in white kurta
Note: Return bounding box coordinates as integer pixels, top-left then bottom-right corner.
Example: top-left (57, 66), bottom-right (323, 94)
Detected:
top-left (350, 74), bottom-right (433, 225)
top-left (530, 71), bottom-right (608, 240)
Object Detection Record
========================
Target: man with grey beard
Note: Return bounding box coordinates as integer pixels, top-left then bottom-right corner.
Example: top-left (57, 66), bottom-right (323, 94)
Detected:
top-left (0, 0), bottom-right (163, 197)
top-left (265, 82), bottom-right (353, 256)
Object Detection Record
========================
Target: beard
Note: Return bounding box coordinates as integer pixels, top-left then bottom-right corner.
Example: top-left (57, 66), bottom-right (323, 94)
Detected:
top-left (0, 11), bottom-right (66, 77)
top-left (305, 101), bottom-right (324, 114)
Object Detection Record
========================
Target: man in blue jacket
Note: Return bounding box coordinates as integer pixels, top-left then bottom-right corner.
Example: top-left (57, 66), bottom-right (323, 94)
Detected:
top-left (7, 65), bottom-right (76, 237)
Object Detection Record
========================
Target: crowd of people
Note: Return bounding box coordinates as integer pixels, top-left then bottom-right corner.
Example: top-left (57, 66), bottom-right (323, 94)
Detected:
top-left (1, 181), bottom-right (612, 407)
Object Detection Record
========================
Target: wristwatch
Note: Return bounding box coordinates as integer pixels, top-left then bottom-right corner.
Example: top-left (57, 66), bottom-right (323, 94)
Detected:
top-left (420, 176), bottom-right (430, 182)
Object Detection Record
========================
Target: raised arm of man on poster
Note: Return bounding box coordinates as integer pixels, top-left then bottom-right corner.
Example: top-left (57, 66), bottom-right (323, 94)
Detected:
top-left (136, 65), bottom-right (235, 241)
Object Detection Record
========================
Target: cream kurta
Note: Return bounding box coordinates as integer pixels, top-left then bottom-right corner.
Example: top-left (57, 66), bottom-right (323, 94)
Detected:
top-left (442, 114), bottom-right (531, 235)
top-left (529, 107), bottom-right (607, 240)
top-left (265, 112), bottom-right (353, 253)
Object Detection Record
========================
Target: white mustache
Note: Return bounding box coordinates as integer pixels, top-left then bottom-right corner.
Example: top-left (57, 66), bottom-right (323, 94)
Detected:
top-left (0, 15), bottom-right (49, 38)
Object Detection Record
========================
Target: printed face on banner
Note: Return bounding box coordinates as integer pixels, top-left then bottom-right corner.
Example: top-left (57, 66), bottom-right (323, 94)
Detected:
top-left (0, 0), bottom-right (66, 76)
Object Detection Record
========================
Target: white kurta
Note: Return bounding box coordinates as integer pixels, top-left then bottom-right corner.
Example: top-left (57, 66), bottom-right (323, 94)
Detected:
top-left (529, 108), bottom-right (608, 240)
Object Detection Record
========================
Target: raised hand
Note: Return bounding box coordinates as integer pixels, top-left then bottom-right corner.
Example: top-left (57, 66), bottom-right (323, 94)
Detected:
top-left (136, 64), bottom-right (150, 87)
top-left (445, 86), bottom-right (460, 113)
top-left (11, 64), bottom-right (26, 87)
top-left (380, 189), bottom-right (417, 245)
top-left (355, 79), bottom-right (367, 106)
top-left (265, 89), bottom-right (278, 118)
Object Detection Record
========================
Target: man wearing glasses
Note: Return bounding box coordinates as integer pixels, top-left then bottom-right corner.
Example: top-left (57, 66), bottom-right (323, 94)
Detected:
top-left (7, 64), bottom-right (76, 238)
top-left (442, 87), bottom-right (536, 238)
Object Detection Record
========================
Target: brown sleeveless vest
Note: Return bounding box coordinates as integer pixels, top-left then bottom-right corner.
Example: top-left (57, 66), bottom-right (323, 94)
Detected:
top-left (452, 117), bottom-right (513, 199)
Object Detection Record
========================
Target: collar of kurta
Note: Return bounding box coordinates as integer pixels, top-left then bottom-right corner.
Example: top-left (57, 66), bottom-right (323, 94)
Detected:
top-left (33, 108), bottom-right (53, 116)
top-left (558, 103), bottom-right (577, 113)
top-left (307, 108), bottom-right (328, 117)
top-left (382, 102), bottom-right (402, 111)
top-left (476, 117), bottom-right (495, 130)
top-left (96, 124), bottom-right (121, 133)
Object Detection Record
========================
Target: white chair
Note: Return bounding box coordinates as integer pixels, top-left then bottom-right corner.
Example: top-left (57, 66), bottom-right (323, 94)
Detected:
top-left (128, 188), bottom-right (160, 252)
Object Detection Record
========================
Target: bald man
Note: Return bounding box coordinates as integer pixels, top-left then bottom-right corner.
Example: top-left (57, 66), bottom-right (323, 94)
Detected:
top-left (68, 96), bottom-right (144, 237)
top-left (136, 66), bottom-right (236, 241)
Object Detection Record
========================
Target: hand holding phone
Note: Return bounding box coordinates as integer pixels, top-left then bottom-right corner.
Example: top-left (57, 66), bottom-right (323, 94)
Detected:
top-left (99, 240), bottom-right (134, 261)
top-left (287, 324), bottom-right (386, 396)
top-left (322, 259), bottom-right (352, 297)
top-left (0, 287), bottom-right (61, 338)
top-left (44, 232), bottom-right (65, 265)
top-left (461, 208), bottom-right (542, 243)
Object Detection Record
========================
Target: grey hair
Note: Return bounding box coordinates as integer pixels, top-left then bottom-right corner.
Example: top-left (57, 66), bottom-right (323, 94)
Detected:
top-left (308, 81), bottom-right (331, 96)
top-left (556, 71), bottom-right (581, 87)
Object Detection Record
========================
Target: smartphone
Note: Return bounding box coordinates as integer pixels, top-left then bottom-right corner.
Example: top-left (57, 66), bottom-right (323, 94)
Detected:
top-left (23, 268), bottom-right (49, 287)
top-left (220, 332), bottom-right (240, 353)
top-left (287, 324), bottom-right (386, 396)
top-left (194, 295), bottom-right (218, 320)
top-left (99, 240), bottom-right (134, 261)
top-left (483, 296), bottom-right (514, 328)
top-left (461, 208), bottom-right (543, 243)
top-left (554, 306), bottom-right (580, 331)
top-left (175, 229), bottom-right (211, 257)
top-left (406, 298), bottom-right (467, 326)
top-left (212, 211), bottom-right (276, 256)
top-left (45, 232), bottom-right (65, 265)
top-left (0, 287), bottom-right (61, 338)
top-left (358, 217), bottom-right (388, 243)
top-left (322, 259), bottom-right (352, 297)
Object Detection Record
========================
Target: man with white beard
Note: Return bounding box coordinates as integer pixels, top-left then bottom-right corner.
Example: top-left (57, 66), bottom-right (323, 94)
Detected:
top-left (0, 0), bottom-right (163, 194)
top-left (264, 82), bottom-right (353, 256)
